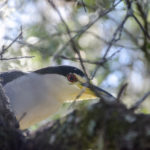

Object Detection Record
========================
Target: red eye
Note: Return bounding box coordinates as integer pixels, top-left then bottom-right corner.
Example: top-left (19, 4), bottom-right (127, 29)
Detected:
top-left (67, 73), bottom-right (77, 82)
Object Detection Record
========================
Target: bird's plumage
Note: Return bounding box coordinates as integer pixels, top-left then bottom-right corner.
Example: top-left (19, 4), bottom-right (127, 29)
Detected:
top-left (0, 66), bottom-right (85, 86)
top-left (0, 66), bottom-right (116, 129)
top-left (34, 65), bottom-right (85, 77)
top-left (0, 66), bottom-right (95, 129)
top-left (0, 71), bottom-right (26, 86)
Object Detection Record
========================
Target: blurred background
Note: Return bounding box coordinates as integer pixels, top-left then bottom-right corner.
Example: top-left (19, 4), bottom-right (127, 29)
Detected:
top-left (0, 0), bottom-right (150, 124)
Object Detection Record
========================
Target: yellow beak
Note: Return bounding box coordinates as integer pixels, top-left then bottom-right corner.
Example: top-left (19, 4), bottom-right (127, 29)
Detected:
top-left (76, 81), bottom-right (116, 102)
top-left (76, 82), bottom-right (97, 100)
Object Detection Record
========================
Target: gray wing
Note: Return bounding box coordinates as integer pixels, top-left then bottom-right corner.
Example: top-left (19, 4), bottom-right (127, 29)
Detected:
top-left (0, 71), bottom-right (26, 86)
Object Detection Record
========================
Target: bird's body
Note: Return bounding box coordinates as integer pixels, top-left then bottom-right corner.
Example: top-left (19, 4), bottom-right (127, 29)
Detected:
top-left (1, 66), bottom-right (96, 129)
top-left (1, 65), bottom-right (115, 129)
top-left (4, 73), bottom-right (62, 128)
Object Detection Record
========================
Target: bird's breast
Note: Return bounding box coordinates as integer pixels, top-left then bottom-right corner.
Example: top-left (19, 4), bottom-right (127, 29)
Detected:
top-left (4, 73), bottom-right (62, 129)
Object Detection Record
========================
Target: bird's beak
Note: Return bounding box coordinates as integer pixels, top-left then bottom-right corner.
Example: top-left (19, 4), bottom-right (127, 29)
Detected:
top-left (76, 82), bottom-right (97, 100)
top-left (75, 75), bottom-right (115, 101)
top-left (78, 82), bottom-right (116, 102)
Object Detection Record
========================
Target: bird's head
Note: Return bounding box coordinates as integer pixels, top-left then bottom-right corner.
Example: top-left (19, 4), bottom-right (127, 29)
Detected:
top-left (35, 66), bottom-right (97, 102)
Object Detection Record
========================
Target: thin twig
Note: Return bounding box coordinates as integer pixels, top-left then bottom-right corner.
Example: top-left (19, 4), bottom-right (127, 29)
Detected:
top-left (50, 30), bottom-right (138, 53)
top-left (116, 83), bottom-right (128, 102)
top-left (53, 0), bottom-right (122, 61)
top-left (59, 55), bottom-right (107, 65)
top-left (0, 56), bottom-right (34, 61)
top-left (5, 36), bottom-right (46, 52)
top-left (103, 14), bottom-right (129, 59)
top-left (83, 31), bottom-right (138, 50)
top-left (131, 14), bottom-right (150, 39)
top-left (91, 13), bottom-right (129, 79)
top-left (68, 87), bottom-right (87, 109)
top-left (0, 26), bottom-right (23, 59)
top-left (91, 49), bottom-right (120, 79)
top-left (18, 112), bottom-right (27, 123)
top-left (47, 0), bottom-right (90, 81)
top-left (130, 91), bottom-right (150, 111)
top-left (107, 15), bottom-right (139, 48)
top-left (80, 0), bottom-right (87, 12)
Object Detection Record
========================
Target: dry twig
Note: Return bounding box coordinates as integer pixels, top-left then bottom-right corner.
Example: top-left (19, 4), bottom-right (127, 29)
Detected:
top-left (0, 26), bottom-right (23, 59)
top-left (130, 91), bottom-right (150, 111)
top-left (47, 0), bottom-right (89, 81)
top-left (116, 83), bottom-right (128, 102)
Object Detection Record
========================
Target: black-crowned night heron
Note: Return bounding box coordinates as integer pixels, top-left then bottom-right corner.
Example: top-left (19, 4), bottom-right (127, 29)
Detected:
top-left (0, 65), bottom-right (114, 129)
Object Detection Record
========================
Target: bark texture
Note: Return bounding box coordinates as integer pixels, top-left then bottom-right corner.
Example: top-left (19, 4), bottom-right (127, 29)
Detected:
top-left (0, 85), bottom-right (25, 150)
top-left (28, 102), bottom-right (150, 150)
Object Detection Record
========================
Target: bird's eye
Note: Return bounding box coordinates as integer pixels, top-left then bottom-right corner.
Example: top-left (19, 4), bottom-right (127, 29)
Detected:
top-left (67, 73), bottom-right (77, 82)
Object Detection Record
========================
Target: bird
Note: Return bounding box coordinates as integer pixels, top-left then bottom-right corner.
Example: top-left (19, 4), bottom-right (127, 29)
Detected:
top-left (0, 65), bottom-right (115, 129)
top-left (0, 66), bottom-right (95, 129)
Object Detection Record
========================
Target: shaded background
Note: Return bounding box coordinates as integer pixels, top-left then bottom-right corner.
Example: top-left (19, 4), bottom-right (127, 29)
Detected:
top-left (0, 0), bottom-right (150, 126)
